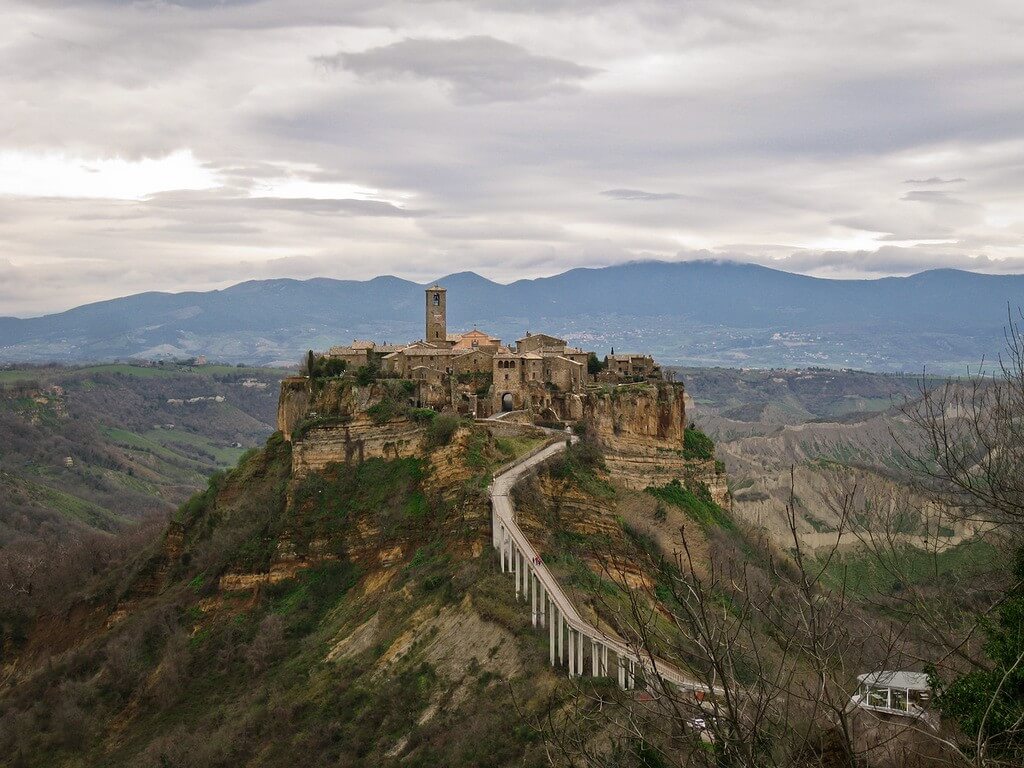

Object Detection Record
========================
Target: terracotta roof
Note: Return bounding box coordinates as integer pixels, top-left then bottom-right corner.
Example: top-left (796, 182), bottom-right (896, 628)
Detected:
top-left (406, 340), bottom-right (444, 349)
top-left (517, 332), bottom-right (566, 344)
top-left (403, 347), bottom-right (455, 356)
top-left (454, 348), bottom-right (493, 358)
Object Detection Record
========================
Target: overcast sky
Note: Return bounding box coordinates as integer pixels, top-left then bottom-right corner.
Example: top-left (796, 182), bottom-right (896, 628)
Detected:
top-left (2, 0), bottom-right (1023, 316)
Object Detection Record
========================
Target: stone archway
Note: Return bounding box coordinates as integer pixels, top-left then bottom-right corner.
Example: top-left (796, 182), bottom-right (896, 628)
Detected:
top-left (501, 392), bottom-right (515, 412)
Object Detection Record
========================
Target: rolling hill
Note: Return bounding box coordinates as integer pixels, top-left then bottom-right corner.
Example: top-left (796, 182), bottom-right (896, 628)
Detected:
top-left (3, 261), bottom-right (1024, 372)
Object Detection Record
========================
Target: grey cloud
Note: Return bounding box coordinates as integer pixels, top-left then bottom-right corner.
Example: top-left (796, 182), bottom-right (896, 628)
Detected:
top-left (901, 190), bottom-right (970, 205)
top-left (3, 0), bottom-right (1024, 315)
top-left (601, 189), bottom-right (684, 201)
top-left (765, 246), bottom-right (1006, 276)
top-left (144, 191), bottom-right (423, 217)
top-left (316, 36), bottom-right (599, 104)
top-left (904, 177), bottom-right (966, 184)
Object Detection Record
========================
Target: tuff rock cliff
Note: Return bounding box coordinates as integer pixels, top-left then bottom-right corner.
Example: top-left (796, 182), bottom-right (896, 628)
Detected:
top-left (278, 377), bottom-right (427, 477)
top-left (583, 382), bottom-right (730, 509)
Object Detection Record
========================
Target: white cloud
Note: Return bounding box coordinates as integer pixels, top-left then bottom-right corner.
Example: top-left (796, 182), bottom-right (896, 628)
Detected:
top-left (0, 150), bottom-right (221, 200)
top-left (0, 0), bottom-right (1023, 316)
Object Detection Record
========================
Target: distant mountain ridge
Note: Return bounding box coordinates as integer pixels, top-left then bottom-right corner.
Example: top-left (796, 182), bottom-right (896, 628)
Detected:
top-left (3, 261), bottom-right (1024, 372)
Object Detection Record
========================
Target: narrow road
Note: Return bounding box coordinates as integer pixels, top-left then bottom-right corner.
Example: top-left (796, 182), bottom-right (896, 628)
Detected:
top-left (488, 428), bottom-right (713, 695)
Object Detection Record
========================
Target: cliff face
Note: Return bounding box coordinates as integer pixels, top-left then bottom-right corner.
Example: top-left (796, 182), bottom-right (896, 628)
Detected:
top-left (584, 382), bottom-right (729, 508)
top-left (277, 377), bottom-right (311, 438)
top-left (278, 377), bottom-right (426, 476)
top-left (584, 382), bottom-right (687, 453)
top-left (291, 416), bottom-right (424, 477)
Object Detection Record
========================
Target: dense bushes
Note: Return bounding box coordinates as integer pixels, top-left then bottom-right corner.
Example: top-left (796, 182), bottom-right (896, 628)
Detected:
top-left (424, 414), bottom-right (461, 449)
top-left (682, 426), bottom-right (715, 461)
top-left (291, 457), bottom-right (428, 548)
top-left (354, 362), bottom-right (380, 386)
top-left (366, 398), bottom-right (401, 424)
top-left (306, 353), bottom-right (347, 380)
top-left (545, 439), bottom-right (614, 500)
top-left (646, 479), bottom-right (732, 529)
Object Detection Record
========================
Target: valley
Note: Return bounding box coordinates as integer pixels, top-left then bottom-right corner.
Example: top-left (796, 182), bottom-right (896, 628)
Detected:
top-left (0, 362), bottom-right (286, 547)
top-left (0, 359), bottom-right (1013, 767)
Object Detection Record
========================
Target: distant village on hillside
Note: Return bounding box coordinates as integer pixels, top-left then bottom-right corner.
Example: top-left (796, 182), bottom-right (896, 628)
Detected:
top-left (318, 284), bottom-right (663, 419)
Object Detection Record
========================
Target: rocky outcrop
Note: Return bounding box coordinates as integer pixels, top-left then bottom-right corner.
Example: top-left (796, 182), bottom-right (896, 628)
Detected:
top-left (585, 381), bottom-right (687, 452)
top-left (291, 414), bottom-right (424, 477)
top-left (277, 377), bottom-right (311, 439)
top-left (279, 377), bottom-right (427, 476)
top-left (583, 382), bottom-right (730, 508)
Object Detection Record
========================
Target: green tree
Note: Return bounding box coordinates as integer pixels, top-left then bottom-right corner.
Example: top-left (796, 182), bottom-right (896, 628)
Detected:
top-left (934, 546), bottom-right (1024, 762)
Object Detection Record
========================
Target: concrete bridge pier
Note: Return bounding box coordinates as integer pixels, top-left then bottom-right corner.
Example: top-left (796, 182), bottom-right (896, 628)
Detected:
top-left (520, 552), bottom-right (527, 601)
top-left (531, 573), bottom-right (538, 627)
top-left (618, 657), bottom-right (634, 689)
top-left (557, 610), bottom-right (564, 664)
top-left (524, 559), bottom-right (531, 604)
top-left (549, 603), bottom-right (557, 666)
top-left (513, 548), bottom-right (520, 599)
top-left (568, 631), bottom-right (576, 676)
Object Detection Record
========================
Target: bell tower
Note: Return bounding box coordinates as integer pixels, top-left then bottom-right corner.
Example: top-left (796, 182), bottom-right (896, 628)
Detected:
top-left (425, 284), bottom-right (447, 344)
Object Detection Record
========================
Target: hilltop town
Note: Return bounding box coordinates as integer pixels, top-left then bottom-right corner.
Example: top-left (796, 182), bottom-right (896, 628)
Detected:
top-left (318, 284), bottom-right (661, 420)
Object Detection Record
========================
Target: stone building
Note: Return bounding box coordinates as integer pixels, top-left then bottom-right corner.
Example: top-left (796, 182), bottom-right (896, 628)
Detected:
top-left (450, 328), bottom-right (501, 352)
top-left (327, 339), bottom-right (402, 369)
top-left (452, 347), bottom-right (493, 374)
top-left (490, 336), bottom-right (586, 413)
top-left (321, 283), bottom-right (660, 418)
top-left (602, 353), bottom-right (661, 381)
top-left (382, 345), bottom-right (454, 377)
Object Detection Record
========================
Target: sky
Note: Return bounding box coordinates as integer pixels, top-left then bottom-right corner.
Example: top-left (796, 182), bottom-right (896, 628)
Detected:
top-left (1, 0), bottom-right (1023, 317)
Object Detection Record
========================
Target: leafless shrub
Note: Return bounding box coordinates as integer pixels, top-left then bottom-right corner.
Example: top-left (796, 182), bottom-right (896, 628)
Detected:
top-left (245, 614), bottom-right (286, 672)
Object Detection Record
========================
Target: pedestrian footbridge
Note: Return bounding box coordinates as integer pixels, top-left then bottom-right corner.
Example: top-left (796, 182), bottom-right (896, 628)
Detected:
top-left (488, 429), bottom-right (715, 697)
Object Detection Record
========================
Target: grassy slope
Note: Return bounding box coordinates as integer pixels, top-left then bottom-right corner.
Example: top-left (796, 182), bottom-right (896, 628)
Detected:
top-left (1, 406), bottom-right (999, 766)
top-left (817, 539), bottom-right (999, 599)
top-left (0, 426), bottom-right (586, 768)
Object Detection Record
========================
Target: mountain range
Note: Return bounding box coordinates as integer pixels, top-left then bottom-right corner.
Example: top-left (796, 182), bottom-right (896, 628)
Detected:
top-left (3, 260), bottom-right (1024, 372)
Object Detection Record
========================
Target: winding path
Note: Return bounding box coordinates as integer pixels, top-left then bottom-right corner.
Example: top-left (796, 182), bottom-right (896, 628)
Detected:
top-left (488, 428), bottom-right (712, 695)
